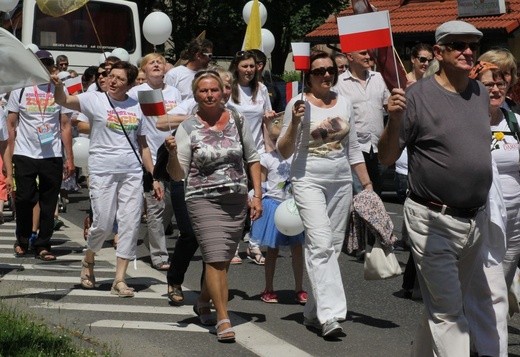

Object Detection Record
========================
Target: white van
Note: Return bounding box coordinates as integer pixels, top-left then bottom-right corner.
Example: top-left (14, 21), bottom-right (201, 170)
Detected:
top-left (20, 0), bottom-right (142, 72)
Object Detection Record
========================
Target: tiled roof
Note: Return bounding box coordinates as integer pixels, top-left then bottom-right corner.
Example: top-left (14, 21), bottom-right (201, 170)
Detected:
top-left (305, 0), bottom-right (520, 42)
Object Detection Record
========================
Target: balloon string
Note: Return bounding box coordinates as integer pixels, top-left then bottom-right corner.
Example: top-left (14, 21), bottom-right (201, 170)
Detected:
top-left (85, 4), bottom-right (106, 58)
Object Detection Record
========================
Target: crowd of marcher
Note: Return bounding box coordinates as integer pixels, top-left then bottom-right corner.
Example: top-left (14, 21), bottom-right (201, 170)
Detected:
top-left (0, 18), bottom-right (519, 354)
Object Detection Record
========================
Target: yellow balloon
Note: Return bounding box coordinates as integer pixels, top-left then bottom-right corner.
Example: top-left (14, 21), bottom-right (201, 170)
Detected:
top-left (35, 0), bottom-right (89, 17)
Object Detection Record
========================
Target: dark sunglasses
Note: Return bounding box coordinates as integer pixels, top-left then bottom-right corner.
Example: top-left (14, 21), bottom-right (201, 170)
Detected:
top-left (444, 41), bottom-right (480, 52)
top-left (194, 69), bottom-right (220, 79)
top-left (96, 71), bottom-right (108, 78)
top-left (418, 56), bottom-right (433, 63)
top-left (309, 66), bottom-right (337, 76)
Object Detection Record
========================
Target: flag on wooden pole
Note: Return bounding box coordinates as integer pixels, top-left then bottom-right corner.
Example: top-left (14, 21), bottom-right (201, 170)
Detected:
top-left (291, 42), bottom-right (310, 71)
top-left (242, 0), bottom-right (262, 50)
top-left (337, 11), bottom-right (392, 53)
top-left (350, 0), bottom-right (407, 90)
top-left (138, 89), bottom-right (166, 116)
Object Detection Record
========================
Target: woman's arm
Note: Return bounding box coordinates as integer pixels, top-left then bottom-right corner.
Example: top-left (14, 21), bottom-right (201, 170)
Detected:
top-left (50, 74), bottom-right (82, 112)
top-left (165, 135), bottom-right (184, 181)
top-left (277, 99), bottom-right (305, 159)
top-left (351, 162), bottom-right (373, 191)
top-left (248, 161), bottom-right (263, 220)
top-left (139, 135), bottom-right (163, 200)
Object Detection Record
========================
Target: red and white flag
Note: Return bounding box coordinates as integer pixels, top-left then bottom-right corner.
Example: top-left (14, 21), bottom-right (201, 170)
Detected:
top-left (337, 11), bottom-right (392, 53)
top-left (138, 89), bottom-right (166, 116)
top-left (286, 81), bottom-right (299, 103)
top-left (291, 42), bottom-right (310, 71)
top-left (64, 76), bottom-right (83, 95)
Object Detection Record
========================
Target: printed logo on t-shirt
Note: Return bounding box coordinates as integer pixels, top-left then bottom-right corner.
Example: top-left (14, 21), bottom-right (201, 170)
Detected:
top-left (308, 116), bottom-right (350, 156)
top-left (164, 99), bottom-right (178, 112)
top-left (106, 109), bottom-right (139, 132)
top-left (25, 93), bottom-right (58, 114)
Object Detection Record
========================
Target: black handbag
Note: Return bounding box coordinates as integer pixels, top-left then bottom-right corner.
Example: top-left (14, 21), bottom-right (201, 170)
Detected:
top-left (153, 129), bottom-right (176, 182)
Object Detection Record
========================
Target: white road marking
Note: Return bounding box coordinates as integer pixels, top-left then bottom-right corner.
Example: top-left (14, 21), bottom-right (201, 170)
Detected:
top-left (32, 301), bottom-right (195, 316)
top-left (89, 320), bottom-right (209, 332)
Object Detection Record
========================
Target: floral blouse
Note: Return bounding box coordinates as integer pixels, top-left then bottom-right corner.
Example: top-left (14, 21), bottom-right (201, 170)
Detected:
top-left (175, 109), bottom-right (259, 200)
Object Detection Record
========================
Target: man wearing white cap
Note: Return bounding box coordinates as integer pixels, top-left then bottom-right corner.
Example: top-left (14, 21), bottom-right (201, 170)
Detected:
top-left (379, 21), bottom-right (493, 356)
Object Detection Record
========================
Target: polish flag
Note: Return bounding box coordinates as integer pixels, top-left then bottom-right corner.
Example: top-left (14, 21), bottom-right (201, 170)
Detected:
top-left (291, 42), bottom-right (310, 71)
top-left (64, 76), bottom-right (83, 94)
top-left (286, 81), bottom-right (299, 103)
top-left (337, 11), bottom-right (392, 53)
top-left (138, 89), bottom-right (166, 116)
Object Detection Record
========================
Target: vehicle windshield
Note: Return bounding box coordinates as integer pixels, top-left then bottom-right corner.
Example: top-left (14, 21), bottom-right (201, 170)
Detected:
top-left (33, 2), bottom-right (136, 53)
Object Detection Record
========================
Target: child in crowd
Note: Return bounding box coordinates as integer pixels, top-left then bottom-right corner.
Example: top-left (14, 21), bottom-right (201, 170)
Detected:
top-left (250, 115), bottom-right (307, 304)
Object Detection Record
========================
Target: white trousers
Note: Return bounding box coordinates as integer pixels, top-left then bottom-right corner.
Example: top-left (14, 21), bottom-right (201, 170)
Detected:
top-left (88, 172), bottom-right (143, 260)
top-left (293, 179), bottom-right (350, 324)
top-left (465, 261), bottom-right (508, 357)
top-left (404, 198), bottom-right (483, 357)
top-left (144, 181), bottom-right (172, 265)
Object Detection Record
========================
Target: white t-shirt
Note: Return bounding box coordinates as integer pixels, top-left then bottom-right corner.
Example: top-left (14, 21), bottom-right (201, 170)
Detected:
top-left (0, 105), bottom-right (7, 141)
top-left (491, 116), bottom-right (520, 196)
top-left (168, 98), bottom-right (197, 115)
top-left (6, 84), bottom-right (65, 159)
top-left (127, 83), bottom-right (181, 163)
top-left (395, 148), bottom-right (408, 175)
top-left (280, 94), bottom-right (364, 182)
top-left (226, 83), bottom-right (272, 154)
top-left (164, 66), bottom-right (197, 101)
top-left (260, 150), bottom-right (293, 201)
top-left (77, 91), bottom-right (145, 174)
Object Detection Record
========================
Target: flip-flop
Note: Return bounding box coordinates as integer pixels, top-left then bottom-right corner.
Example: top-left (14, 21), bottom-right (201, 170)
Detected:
top-left (13, 243), bottom-right (26, 257)
top-left (36, 249), bottom-right (56, 261)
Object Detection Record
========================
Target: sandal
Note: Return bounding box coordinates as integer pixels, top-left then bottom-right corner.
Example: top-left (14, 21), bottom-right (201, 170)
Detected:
top-left (36, 248), bottom-right (56, 261)
top-left (80, 259), bottom-right (95, 289)
top-left (295, 290), bottom-right (308, 305)
top-left (13, 243), bottom-right (27, 257)
top-left (153, 262), bottom-right (170, 271)
top-left (246, 247), bottom-right (265, 265)
top-left (193, 300), bottom-right (216, 326)
top-left (167, 284), bottom-right (184, 305)
top-left (111, 280), bottom-right (135, 297)
top-left (215, 319), bottom-right (235, 343)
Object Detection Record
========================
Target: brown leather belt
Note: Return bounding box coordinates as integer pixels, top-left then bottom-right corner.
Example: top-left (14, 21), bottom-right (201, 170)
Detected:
top-left (408, 192), bottom-right (479, 219)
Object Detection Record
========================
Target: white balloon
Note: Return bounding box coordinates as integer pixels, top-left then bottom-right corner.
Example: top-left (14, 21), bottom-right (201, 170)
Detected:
top-left (111, 48), bottom-right (129, 62)
top-left (72, 137), bottom-right (90, 169)
top-left (143, 12), bottom-right (172, 45)
top-left (25, 43), bottom-right (39, 53)
top-left (242, 0), bottom-right (267, 27)
top-left (261, 28), bottom-right (275, 55)
top-left (98, 52), bottom-right (112, 65)
top-left (0, 0), bottom-right (19, 12)
top-left (274, 199), bottom-right (304, 236)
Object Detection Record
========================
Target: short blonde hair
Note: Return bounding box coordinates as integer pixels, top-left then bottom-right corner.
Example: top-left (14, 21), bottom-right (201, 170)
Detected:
top-left (478, 49), bottom-right (518, 86)
top-left (191, 70), bottom-right (224, 98)
top-left (140, 53), bottom-right (166, 69)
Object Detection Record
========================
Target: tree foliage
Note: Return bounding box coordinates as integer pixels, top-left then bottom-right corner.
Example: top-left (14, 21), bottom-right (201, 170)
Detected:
top-left (131, 0), bottom-right (348, 74)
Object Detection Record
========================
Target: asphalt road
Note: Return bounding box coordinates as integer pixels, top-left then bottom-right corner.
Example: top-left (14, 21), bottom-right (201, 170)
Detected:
top-left (1, 187), bottom-right (519, 356)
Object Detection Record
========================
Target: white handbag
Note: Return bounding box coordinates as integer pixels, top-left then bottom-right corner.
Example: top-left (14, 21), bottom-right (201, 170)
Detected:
top-left (364, 239), bottom-right (402, 280)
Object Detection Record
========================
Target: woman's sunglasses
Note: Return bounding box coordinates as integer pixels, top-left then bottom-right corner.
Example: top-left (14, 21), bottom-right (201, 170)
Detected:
top-left (309, 66), bottom-right (337, 76)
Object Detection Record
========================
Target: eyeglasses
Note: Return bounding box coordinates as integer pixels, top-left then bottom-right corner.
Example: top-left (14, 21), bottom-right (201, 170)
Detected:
top-left (483, 81), bottom-right (507, 90)
top-left (309, 66), bottom-right (337, 76)
top-left (194, 70), bottom-right (220, 79)
top-left (418, 56), bottom-right (433, 63)
top-left (202, 52), bottom-right (213, 59)
top-left (444, 41), bottom-right (480, 52)
top-left (107, 74), bottom-right (127, 84)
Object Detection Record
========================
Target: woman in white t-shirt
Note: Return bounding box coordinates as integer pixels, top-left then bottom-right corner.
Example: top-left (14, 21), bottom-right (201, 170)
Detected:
top-left (278, 51), bottom-right (371, 338)
top-left (52, 61), bottom-right (161, 298)
top-left (227, 51), bottom-right (276, 264)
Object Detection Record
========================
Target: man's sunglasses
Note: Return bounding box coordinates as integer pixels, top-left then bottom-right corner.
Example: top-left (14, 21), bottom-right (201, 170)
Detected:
top-left (309, 66), bottom-right (337, 76)
top-left (443, 41), bottom-right (480, 52)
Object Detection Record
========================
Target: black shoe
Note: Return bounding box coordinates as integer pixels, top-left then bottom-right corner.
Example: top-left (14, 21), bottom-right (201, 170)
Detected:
top-left (54, 218), bottom-right (64, 231)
